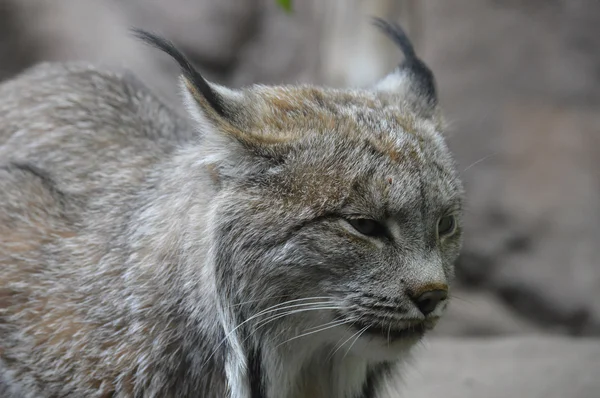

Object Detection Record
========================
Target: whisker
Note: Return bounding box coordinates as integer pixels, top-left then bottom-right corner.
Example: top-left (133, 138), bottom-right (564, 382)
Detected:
top-left (226, 296), bottom-right (332, 308)
top-left (461, 152), bottom-right (498, 174)
top-left (199, 298), bottom-right (337, 371)
top-left (449, 294), bottom-right (478, 306)
top-left (327, 321), bottom-right (364, 361)
top-left (237, 306), bottom-right (345, 359)
top-left (225, 301), bottom-right (338, 345)
top-left (262, 317), bottom-right (345, 339)
top-left (254, 305), bottom-right (341, 331)
top-left (275, 318), bottom-right (353, 348)
top-left (343, 325), bottom-right (369, 359)
top-left (238, 299), bottom-right (338, 326)
top-left (304, 318), bottom-right (348, 333)
top-left (235, 305), bottom-right (343, 352)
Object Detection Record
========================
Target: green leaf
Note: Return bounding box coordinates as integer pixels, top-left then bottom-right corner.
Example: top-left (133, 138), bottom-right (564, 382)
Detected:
top-left (276, 0), bottom-right (293, 13)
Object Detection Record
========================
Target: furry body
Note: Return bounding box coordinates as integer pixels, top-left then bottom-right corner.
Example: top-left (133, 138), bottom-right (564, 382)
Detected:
top-left (0, 21), bottom-right (463, 397)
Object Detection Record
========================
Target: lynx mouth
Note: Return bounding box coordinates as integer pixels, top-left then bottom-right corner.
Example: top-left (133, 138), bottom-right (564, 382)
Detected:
top-left (353, 321), bottom-right (427, 341)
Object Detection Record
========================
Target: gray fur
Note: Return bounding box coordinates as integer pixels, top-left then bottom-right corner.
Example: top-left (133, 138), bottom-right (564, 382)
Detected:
top-left (0, 22), bottom-right (463, 398)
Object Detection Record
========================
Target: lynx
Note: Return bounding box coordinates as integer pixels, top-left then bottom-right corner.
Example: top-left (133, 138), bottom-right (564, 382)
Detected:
top-left (0, 19), bottom-right (463, 398)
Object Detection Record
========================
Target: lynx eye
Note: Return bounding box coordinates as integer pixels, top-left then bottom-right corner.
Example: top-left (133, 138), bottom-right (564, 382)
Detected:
top-left (437, 215), bottom-right (457, 237)
top-left (348, 218), bottom-right (387, 238)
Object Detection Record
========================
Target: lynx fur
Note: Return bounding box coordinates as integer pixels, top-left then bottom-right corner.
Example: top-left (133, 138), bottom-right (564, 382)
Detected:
top-left (0, 20), bottom-right (463, 398)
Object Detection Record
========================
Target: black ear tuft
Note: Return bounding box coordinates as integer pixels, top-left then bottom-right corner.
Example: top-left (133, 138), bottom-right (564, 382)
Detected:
top-left (372, 18), bottom-right (437, 107)
top-left (131, 28), bottom-right (227, 117)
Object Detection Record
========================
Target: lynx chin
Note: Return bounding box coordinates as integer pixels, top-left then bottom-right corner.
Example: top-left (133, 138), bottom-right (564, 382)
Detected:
top-left (0, 19), bottom-right (463, 398)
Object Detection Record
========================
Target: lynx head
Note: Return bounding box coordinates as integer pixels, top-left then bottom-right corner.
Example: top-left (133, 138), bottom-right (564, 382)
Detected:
top-left (135, 19), bottom-right (463, 360)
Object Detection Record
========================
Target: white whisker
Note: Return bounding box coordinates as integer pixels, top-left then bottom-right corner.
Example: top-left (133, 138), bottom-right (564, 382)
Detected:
top-left (275, 318), bottom-right (354, 348)
top-left (343, 325), bottom-right (369, 359)
top-left (254, 305), bottom-right (341, 331)
top-left (226, 296), bottom-right (332, 308)
top-left (304, 318), bottom-right (348, 333)
top-left (327, 321), bottom-right (365, 361)
top-left (200, 298), bottom-right (337, 371)
top-left (461, 152), bottom-right (498, 173)
top-left (227, 299), bottom-right (338, 336)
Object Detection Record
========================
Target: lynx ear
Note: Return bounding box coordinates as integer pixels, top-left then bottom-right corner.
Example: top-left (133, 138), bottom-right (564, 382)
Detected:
top-left (372, 19), bottom-right (438, 118)
top-left (133, 29), bottom-right (273, 181)
top-left (132, 29), bottom-right (243, 124)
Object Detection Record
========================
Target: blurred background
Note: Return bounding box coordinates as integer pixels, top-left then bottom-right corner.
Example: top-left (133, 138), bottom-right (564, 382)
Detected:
top-left (1, 0), bottom-right (599, 393)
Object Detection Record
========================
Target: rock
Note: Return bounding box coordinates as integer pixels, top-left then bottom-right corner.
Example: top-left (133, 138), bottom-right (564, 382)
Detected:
top-left (382, 336), bottom-right (600, 398)
top-left (0, 1), bottom-right (38, 81)
top-left (0, 0), bottom-right (179, 104)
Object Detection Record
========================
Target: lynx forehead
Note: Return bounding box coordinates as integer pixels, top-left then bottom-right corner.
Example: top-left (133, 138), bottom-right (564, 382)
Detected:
top-left (0, 18), bottom-right (463, 398)
top-left (242, 86), bottom-right (443, 160)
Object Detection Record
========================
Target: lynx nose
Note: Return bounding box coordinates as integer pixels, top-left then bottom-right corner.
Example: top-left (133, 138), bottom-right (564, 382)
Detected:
top-left (412, 288), bottom-right (448, 316)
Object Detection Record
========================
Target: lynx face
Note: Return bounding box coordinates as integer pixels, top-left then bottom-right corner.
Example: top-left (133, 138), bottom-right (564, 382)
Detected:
top-left (137, 19), bottom-right (463, 360)
top-left (208, 89), bottom-right (463, 360)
